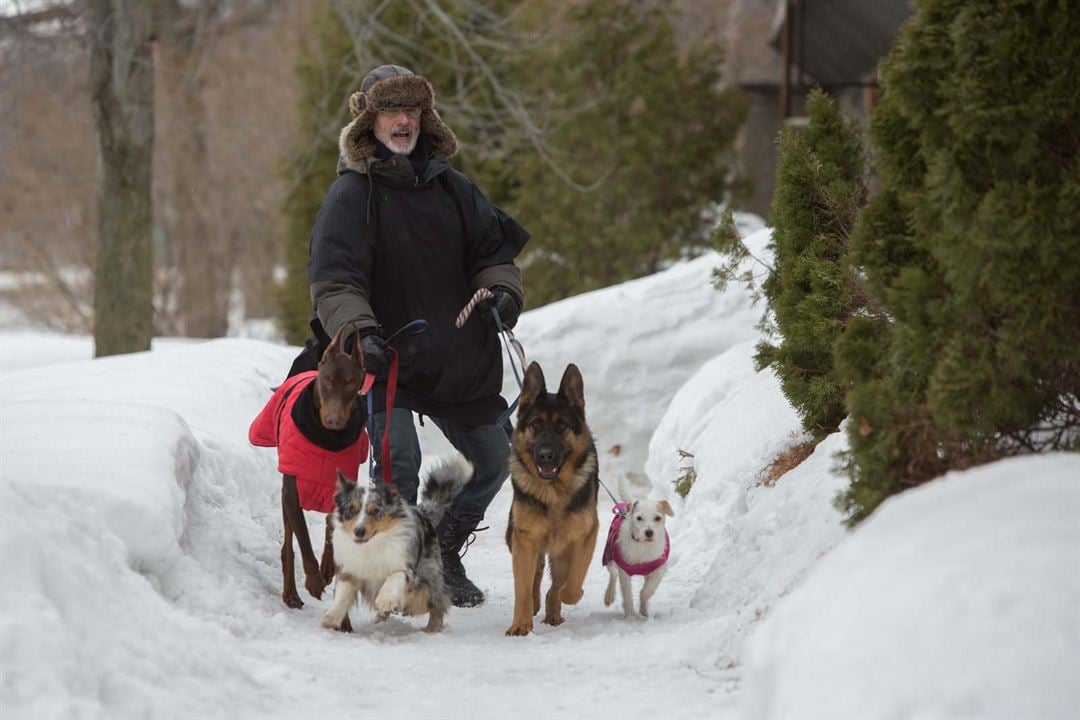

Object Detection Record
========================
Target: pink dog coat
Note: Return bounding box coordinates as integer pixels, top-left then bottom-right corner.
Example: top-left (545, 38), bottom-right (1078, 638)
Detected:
top-left (601, 502), bottom-right (670, 576)
top-left (249, 371), bottom-right (368, 513)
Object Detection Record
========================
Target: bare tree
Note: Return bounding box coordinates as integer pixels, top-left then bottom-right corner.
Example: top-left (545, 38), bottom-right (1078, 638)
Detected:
top-left (155, 0), bottom-right (276, 338)
top-left (87, 0), bottom-right (157, 356)
top-left (0, 20), bottom-right (96, 332)
top-left (2, 0), bottom-right (282, 344)
top-left (331, 0), bottom-right (611, 193)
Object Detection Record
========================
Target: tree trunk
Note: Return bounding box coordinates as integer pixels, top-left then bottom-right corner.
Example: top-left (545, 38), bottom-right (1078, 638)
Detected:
top-left (88, 0), bottom-right (157, 357)
top-left (157, 37), bottom-right (231, 338)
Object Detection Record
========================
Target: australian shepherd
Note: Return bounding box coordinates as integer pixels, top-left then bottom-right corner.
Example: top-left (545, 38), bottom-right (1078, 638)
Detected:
top-left (321, 454), bottom-right (472, 634)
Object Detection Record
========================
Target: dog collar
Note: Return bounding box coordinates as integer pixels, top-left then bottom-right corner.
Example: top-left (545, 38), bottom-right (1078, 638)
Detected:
top-left (603, 503), bottom-right (670, 576)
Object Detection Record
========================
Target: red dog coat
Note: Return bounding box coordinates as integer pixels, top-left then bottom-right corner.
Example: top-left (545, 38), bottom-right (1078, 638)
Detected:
top-left (249, 371), bottom-right (368, 513)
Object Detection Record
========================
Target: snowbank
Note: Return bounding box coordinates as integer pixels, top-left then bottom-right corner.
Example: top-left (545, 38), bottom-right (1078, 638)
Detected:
top-left (742, 453), bottom-right (1080, 719)
top-left (0, 339), bottom-right (297, 717)
top-left (642, 339), bottom-right (851, 670)
top-left (515, 227), bottom-right (774, 479)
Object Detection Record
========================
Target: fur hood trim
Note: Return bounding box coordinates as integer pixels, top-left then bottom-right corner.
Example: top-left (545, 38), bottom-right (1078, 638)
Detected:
top-left (339, 74), bottom-right (459, 172)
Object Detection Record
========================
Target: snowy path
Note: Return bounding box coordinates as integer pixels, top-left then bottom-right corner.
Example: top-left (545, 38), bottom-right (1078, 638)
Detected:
top-left (173, 468), bottom-right (742, 719)
top-left (0, 336), bottom-right (748, 719)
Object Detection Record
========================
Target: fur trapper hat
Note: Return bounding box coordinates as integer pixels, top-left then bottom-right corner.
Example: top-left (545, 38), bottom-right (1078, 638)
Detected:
top-left (339, 64), bottom-right (459, 172)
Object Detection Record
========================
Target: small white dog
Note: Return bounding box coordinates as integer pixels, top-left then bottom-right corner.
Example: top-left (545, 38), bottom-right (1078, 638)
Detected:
top-left (602, 498), bottom-right (673, 618)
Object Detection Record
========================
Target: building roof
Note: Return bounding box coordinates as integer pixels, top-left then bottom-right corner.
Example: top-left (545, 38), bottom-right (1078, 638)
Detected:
top-left (769, 0), bottom-right (913, 87)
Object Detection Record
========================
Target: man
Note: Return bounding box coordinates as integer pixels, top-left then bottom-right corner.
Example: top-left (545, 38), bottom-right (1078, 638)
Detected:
top-left (306, 64), bottom-right (529, 607)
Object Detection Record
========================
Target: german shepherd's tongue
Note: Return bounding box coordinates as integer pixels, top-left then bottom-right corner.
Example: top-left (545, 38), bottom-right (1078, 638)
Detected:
top-left (537, 465), bottom-right (559, 480)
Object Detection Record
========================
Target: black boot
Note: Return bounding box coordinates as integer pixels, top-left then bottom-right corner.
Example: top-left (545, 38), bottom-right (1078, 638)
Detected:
top-left (437, 514), bottom-right (486, 607)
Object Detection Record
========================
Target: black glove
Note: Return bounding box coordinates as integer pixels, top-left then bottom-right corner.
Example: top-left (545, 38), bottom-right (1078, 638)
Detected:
top-left (359, 333), bottom-right (389, 378)
top-left (483, 286), bottom-right (522, 330)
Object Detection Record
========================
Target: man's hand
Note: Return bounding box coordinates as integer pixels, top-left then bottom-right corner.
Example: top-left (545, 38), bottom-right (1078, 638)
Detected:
top-left (360, 333), bottom-right (389, 378)
top-left (483, 286), bottom-right (522, 330)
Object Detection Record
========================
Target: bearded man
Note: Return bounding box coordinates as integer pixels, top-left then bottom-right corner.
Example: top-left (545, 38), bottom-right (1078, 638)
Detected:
top-left (303, 64), bottom-right (529, 607)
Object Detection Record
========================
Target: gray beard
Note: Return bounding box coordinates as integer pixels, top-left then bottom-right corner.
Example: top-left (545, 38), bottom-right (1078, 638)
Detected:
top-left (375, 126), bottom-right (418, 156)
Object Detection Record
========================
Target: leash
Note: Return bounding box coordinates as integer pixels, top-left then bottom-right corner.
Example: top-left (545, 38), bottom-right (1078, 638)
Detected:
top-left (457, 291), bottom-right (623, 512)
top-left (365, 320), bottom-right (428, 487)
top-left (597, 479), bottom-right (623, 510)
top-left (456, 288), bottom-right (528, 429)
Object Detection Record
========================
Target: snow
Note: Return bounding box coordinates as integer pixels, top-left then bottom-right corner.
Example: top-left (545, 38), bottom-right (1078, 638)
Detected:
top-left (2, 223), bottom-right (1077, 718)
top-left (742, 454), bottom-right (1080, 719)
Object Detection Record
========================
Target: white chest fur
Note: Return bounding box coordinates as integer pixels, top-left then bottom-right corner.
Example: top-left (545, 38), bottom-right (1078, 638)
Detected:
top-left (333, 524), bottom-right (412, 589)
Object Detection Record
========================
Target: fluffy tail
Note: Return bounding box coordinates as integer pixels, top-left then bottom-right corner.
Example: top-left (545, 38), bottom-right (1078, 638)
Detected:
top-left (419, 454), bottom-right (474, 526)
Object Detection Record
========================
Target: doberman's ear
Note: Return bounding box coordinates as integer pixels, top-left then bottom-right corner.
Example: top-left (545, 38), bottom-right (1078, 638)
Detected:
top-left (350, 329), bottom-right (364, 370)
top-left (520, 362), bottom-right (547, 409)
top-left (323, 325), bottom-right (347, 364)
top-left (557, 363), bottom-right (585, 415)
top-left (657, 499), bottom-right (674, 517)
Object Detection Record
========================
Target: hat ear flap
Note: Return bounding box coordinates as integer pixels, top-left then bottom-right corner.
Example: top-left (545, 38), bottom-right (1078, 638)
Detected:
top-left (348, 92), bottom-right (366, 117)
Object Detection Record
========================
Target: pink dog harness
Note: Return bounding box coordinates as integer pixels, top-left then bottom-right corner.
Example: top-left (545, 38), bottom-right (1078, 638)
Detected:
top-left (601, 502), bottom-right (670, 576)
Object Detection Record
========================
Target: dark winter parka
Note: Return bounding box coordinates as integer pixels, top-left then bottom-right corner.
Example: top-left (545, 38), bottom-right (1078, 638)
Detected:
top-left (307, 73), bottom-right (529, 427)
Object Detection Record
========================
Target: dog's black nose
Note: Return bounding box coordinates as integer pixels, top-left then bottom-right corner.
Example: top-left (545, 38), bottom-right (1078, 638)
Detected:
top-left (536, 446), bottom-right (557, 466)
top-left (645, 528), bottom-right (654, 539)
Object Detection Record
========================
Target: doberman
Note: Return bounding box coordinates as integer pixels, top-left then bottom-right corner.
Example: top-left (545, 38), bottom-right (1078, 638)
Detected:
top-left (276, 327), bottom-right (367, 612)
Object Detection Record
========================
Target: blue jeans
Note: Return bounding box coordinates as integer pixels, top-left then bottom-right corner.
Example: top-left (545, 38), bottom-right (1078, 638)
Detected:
top-left (367, 408), bottom-right (510, 523)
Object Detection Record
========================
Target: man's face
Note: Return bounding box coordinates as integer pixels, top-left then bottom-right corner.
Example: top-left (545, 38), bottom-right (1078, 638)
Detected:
top-left (374, 107), bottom-right (421, 155)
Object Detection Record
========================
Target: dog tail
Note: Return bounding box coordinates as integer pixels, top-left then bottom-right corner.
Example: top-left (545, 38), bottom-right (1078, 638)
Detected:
top-left (419, 453), bottom-right (474, 525)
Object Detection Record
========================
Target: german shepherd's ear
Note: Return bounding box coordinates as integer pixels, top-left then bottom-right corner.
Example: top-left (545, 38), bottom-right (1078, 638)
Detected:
top-left (658, 499), bottom-right (674, 517)
top-left (520, 362), bottom-right (547, 409)
top-left (557, 364), bottom-right (585, 415)
top-left (323, 325), bottom-right (347, 364)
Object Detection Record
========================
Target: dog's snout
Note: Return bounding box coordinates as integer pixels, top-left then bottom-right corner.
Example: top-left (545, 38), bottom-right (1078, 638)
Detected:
top-left (320, 401), bottom-right (350, 430)
top-left (536, 446), bottom-right (557, 466)
top-left (644, 528), bottom-right (654, 539)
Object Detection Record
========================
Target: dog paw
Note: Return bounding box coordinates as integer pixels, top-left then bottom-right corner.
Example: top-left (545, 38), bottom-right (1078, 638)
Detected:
top-left (603, 588), bottom-right (614, 607)
top-left (424, 613), bottom-right (444, 633)
top-left (321, 612), bottom-right (342, 630)
top-left (640, 606), bottom-right (650, 618)
top-left (542, 614), bottom-right (565, 627)
top-left (559, 586), bottom-right (584, 605)
top-left (375, 595), bottom-right (402, 617)
top-left (340, 615), bottom-right (353, 633)
top-left (305, 575), bottom-right (327, 600)
top-left (282, 590), bottom-right (304, 609)
top-left (505, 620), bottom-right (533, 636)
top-left (320, 564), bottom-right (336, 585)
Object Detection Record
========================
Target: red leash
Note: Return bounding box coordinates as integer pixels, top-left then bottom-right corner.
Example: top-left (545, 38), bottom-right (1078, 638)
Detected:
top-left (363, 319), bottom-right (427, 487)
top-left (378, 347), bottom-right (399, 486)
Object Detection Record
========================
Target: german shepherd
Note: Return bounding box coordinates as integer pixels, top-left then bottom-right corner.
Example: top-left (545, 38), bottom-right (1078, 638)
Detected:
top-left (505, 362), bottom-right (599, 636)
